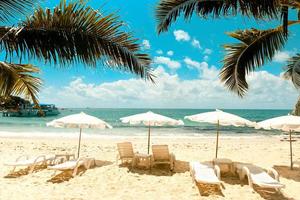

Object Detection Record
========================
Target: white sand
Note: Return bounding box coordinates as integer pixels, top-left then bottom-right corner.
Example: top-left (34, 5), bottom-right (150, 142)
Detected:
top-left (0, 136), bottom-right (299, 200)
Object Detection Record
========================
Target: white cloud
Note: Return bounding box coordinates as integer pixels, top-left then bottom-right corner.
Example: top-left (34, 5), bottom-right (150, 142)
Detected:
top-left (191, 39), bottom-right (201, 49)
top-left (173, 30), bottom-right (190, 41)
top-left (154, 56), bottom-right (181, 70)
top-left (203, 55), bottom-right (209, 61)
top-left (156, 50), bottom-right (163, 55)
top-left (40, 67), bottom-right (297, 109)
top-left (184, 57), bottom-right (218, 80)
top-left (273, 51), bottom-right (292, 63)
top-left (142, 40), bottom-right (150, 49)
top-left (203, 48), bottom-right (212, 55)
top-left (167, 51), bottom-right (174, 56)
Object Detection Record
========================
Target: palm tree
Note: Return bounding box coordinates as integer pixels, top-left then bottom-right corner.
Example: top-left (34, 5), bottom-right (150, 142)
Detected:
top-left (155, 0), bottom-right (300, 97)
top-left (0, 0), bottom-right (153, 106)
top-left (284, 54), bottom-right (300, 114)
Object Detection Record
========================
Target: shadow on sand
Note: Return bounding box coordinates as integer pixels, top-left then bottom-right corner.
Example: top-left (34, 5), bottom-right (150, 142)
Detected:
top-left (273, 165), bottom-right (300, 182)
top-left (4, 164), bottom-right (47, 178)
top-left (195, 182), bottom-right (224, 197)
top-left (253, 187), bottom-right (293, 200)
top-left (47, 160), bottom-right (113, 183)
top-left (121, 159), bottom-right (191, 177)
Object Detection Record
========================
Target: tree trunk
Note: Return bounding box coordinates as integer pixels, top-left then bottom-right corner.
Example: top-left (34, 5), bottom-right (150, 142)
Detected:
top-left (292, 96), bottom-right (300, 116)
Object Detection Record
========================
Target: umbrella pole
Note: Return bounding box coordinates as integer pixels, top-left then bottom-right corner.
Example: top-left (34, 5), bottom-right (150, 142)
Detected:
top-left (289, 130), bottom-right (293, 170)
top-left (77, 128), bottom-right (82, 158)
top-left (147, 125), bottom-right (151, 154)
top-left (215, 120), bottom-right (220, 158)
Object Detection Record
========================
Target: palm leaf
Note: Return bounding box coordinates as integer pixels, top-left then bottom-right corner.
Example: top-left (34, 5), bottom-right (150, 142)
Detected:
top-left (0, 62), bottom-right (42, 106)
top-left (0, 0), bottom-right (153, 81)
top-left (283, 53), bottom-right (300, 89)
top-left (156, 0), bottom-right (280, 33)
top-left (0, 0), bottom-right (36, 22)
top-left (220, 26), bottom-right (288, 97)
top-left (281, 6), bottom-right (288, 36)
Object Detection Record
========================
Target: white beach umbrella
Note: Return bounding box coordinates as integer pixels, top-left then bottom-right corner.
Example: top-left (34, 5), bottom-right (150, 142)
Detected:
top-left (120, 111), bottom-right (184, 154)
top-left (256, 115), bottom-right (300, 169)
top-left (47, 112), bottom-right (112, 158)
top-left (185, 109), bottom-right (255, 158)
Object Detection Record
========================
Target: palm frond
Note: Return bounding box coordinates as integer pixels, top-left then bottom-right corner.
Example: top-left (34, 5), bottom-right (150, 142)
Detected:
top-left (0, 0), bottom-right (153, 81)
top-left (284, 0), bottom-right (300, 20)
top-left (281, 6), bottom-right (288, 36)
top-left (220, 26), bottom-right (288, 97)
top-left (0, 62), bottom-right (42, 106)
top-left (283, 53), bottom-right (300, 89)
top-left (156, 0), bottom-right (280, 33)
top-left (0, 0), bottom-right (36, 22)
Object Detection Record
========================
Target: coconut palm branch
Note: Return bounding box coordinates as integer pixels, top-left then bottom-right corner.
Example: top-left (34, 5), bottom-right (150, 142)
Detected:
top-left (283, 53), bottom-right (300, 88)
top-left (0, 0), bottom-right (153, 81)
top-left (220, 26), bottom-right (288, 97)
top-left (156, 0), bottom-right (280, 33)
top-left (0, 62), bottom-right (42, 106)
top-left (0, 0), bottom-right (36, 22)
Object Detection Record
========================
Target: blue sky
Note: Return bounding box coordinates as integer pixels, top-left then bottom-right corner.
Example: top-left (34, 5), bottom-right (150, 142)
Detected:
top-left (5, 0), bottom-right (300, 108)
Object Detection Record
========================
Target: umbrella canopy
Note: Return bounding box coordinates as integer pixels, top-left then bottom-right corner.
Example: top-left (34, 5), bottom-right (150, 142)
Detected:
top-left (256, 115), bottom-right (300, 132)
top-left (256, 115), bottom-right (300, 169)
top-left (47, 112), bottom-right (112, 157)
top-left (120, 111), bottom-right (184, 126)
top-left (185, 109), bottom-right (254, 127)
top-left (185, 109), bottom-right (255, 158)
top-left (47, 112), bottom-right (112, 129)
top-left (120, 111), bottom-right (184, 153)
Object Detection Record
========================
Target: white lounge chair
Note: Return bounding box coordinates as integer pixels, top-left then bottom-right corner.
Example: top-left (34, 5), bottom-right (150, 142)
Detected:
top-left (240, 164), bottom-right (285, 192)
top-left (5, 154), bottom-right (56, 173)
top-left (151, 145), bottom-right (175, 171)
top-left (190, 161), bottom-right (221, 186)
top-left (116, 142), bottom-right (137, 166)
top-left (48, 158), bottom-right (95, 177)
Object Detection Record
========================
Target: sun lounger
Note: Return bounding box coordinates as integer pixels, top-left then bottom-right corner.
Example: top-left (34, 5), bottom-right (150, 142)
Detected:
top-left (116, 142), bottom-right (137, 166)
top-left (5, 154), bottom-right (56, 173)
top-left (48, 158), bottom-right (95, 177)
top-left (190, 161), bottom-right (221, 186)
top-left (213, 158), bottom-right (233, 174)
top-left (151, 145), bottom-right (175, 171)
top-left (240, 164), bottom-right (285, 191)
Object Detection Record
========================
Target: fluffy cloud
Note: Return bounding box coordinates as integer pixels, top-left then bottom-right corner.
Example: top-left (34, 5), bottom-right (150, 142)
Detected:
top-left (191, 39), bottom-right (201, 49)
top-left (173, 30), bottom-right (190, 41)
top-left (167, 51), bottom-right (174, 56)
top-left (40, 67), bottom-right (297, 109)
top-left (142, 40), bottom-right (151, 49)
top-left (203, 55), bottom-right (209, 61)
top-left (273, 51), bottom-right (292, 63)
top-left (203, 48), bottom-right (212, 55)
top-left (156, 50), bottom-right (163, 55)
top-left (184, 57), bottom-right (218, 80)
top-left (154, 56), bottom-right (181, 70)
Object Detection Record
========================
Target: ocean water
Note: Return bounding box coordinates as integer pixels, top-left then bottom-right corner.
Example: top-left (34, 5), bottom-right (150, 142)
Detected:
top-left (0, 108), bottom-right (292, 138)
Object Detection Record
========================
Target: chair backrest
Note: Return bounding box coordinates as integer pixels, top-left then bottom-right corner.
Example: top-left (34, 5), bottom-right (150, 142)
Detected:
top-left (152, 145), bottom-right (170, 161)
top-left (117, 142), bottom-right (134, 158)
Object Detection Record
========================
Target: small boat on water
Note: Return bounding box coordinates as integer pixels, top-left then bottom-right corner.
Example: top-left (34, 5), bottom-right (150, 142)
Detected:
top-left (2, 104), bottom-right (60, 117)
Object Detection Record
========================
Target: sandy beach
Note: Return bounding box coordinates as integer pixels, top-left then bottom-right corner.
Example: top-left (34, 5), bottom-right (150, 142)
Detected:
top-left (0, 135), bottom-right (299, 200)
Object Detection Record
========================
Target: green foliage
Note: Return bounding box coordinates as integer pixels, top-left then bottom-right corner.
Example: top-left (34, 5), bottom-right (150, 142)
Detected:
top-left (0, 62), bottom-right (41, 105)
top-left (0, 0), bottom-right (36, 22)
top-left (156, 0), bottom-right (280, 33)
top-left (220, 27), bottom-right (287, 96)
top-left (284, 54), bottom-right (300, 89)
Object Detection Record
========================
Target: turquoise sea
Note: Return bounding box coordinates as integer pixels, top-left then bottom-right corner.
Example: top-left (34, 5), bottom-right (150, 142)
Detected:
top-left (0, 108), bottom-right (293, 138)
